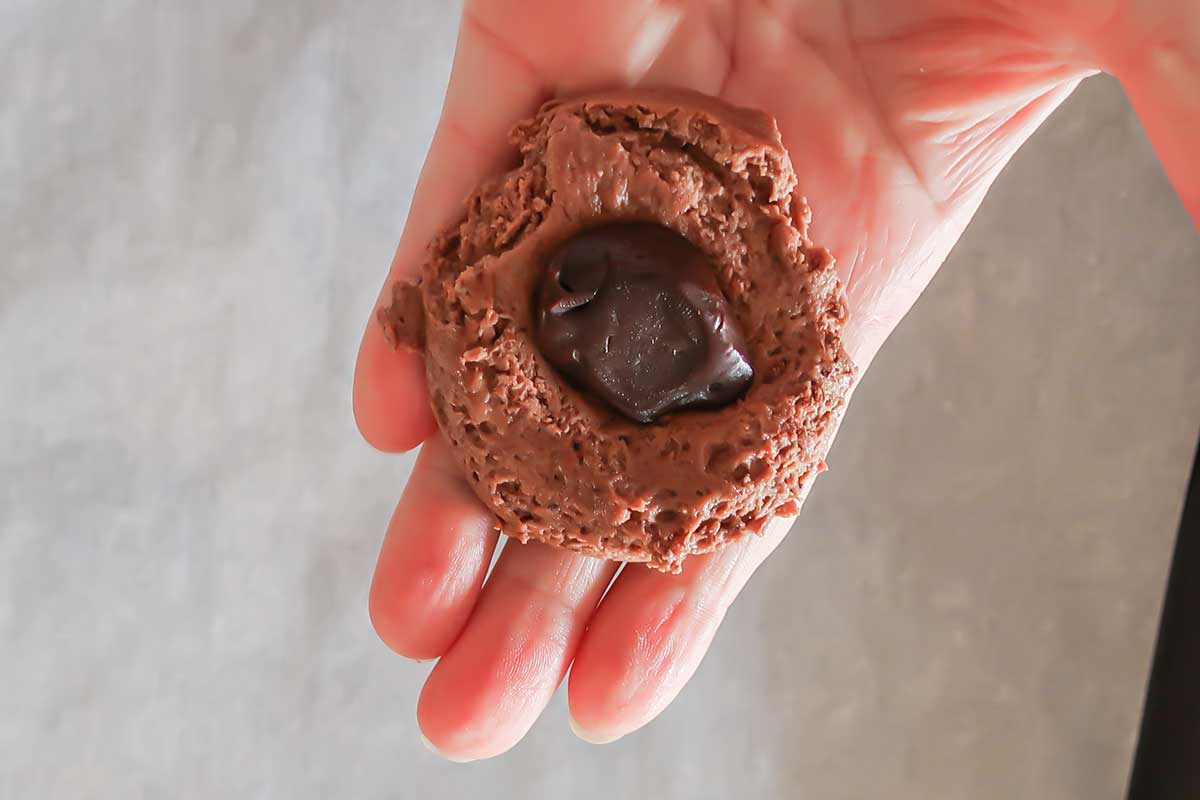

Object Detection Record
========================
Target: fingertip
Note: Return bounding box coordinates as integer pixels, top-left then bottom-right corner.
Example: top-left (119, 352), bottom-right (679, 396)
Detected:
top-left (368, 577), bottom-right (441, 662)
top-left (353, 321), bottom-right (438, 453)
top-left (567, 709), bottom-right (623, 745)
top-left (566, 576), bottom-right (699, 741)
top-left (368, 523), bottom-right (496, 660)
top-left (415, 545), bottom-right (618, 760)
top-left (420, 732), bottom-right (478, 764)
top-left (368, 441), bottom-right (499, 660)
top-left (568, 522), bottom-right (793, 740)
top-left (416, 658), bottom-right (525, 762)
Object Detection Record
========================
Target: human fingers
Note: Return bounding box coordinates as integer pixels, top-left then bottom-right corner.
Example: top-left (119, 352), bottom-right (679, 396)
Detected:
top-left (368, 438), bottom-right (499, 660)
top-left (567, 516), bottom-right (793, 743)
top-left (417, 542), bottom-right (619, 761)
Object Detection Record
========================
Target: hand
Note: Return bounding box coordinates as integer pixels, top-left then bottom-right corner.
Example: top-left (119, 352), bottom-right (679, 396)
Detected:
top-left (354, 0), bottom-right (1105, 760)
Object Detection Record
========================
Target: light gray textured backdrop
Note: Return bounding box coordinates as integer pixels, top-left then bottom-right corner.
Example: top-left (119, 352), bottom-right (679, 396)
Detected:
top-left (3, 2), bottom-right (1199, 798)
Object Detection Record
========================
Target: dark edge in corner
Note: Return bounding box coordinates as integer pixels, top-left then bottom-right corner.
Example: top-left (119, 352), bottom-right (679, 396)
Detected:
top-left (1127, 435), bottom-right (1200, 799)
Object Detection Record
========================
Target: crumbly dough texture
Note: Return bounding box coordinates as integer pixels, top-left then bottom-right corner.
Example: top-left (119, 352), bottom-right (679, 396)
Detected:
top-left (380, 88), bottom-right (854, 572)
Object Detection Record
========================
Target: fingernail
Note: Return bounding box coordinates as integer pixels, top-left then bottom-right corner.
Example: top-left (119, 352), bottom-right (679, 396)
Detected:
top-left (569, 713), bottom-right (623, 745)
top-left (420, 732), bottom-right (477, 763)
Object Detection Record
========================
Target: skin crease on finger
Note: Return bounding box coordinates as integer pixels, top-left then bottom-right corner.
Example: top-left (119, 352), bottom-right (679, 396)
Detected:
top-left (355, 0), bottom-right (1180, 761)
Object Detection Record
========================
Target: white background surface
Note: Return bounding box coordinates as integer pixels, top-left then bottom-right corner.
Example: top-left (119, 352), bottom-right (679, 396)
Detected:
top-left (3, 2), bottom-right (1199, 797)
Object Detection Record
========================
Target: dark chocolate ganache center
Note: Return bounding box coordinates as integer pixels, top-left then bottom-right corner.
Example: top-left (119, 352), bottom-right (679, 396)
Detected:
top-left (534, 222), bottom-right (753, 424)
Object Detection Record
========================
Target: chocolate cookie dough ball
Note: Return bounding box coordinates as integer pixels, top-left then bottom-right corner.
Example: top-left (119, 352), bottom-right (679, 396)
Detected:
top-left (380, 88), bottom-right (854, 572)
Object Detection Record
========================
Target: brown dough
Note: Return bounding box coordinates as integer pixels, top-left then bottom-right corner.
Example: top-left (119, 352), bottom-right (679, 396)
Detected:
top-left (380, 88), bottom-right (854, 572)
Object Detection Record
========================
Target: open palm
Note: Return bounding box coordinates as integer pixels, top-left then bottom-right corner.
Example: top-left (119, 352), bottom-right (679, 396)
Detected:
top-left (354, 0), bottom-right (1100, 760)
